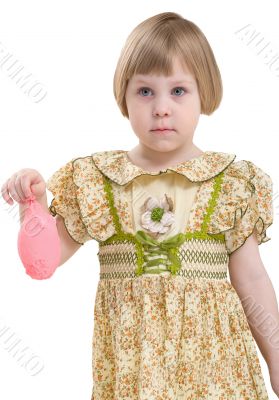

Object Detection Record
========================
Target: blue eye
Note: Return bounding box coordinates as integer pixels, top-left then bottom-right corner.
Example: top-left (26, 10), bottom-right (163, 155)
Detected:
top-left (137, 87), bottom-right (186, 97)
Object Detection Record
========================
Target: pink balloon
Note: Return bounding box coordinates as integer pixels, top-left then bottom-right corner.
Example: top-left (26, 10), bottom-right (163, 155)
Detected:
top-left (17, 196), bottom-right (61, 280)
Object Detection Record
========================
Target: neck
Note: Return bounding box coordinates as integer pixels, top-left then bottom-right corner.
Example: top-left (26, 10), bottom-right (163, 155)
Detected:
top-left (128, 143), bottom-right (204, 171)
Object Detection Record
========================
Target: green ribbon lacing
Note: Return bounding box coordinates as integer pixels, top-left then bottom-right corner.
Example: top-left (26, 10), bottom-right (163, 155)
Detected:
top-left (135, 230), bottom-right (186, 275)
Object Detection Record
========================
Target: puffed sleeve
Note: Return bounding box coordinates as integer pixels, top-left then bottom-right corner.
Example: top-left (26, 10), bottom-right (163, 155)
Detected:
top-left (224, 160), bottom-right (273, 255)
top-left (46, 158), bottom-right (92, 245)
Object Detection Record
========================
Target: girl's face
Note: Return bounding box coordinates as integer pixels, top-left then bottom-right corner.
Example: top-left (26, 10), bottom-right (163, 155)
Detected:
top-left (125, 57), bottom-right (201, 154)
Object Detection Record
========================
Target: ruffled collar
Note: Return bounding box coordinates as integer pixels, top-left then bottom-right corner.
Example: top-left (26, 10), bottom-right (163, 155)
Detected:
top-left (92, 150), bottom-right (236, 185)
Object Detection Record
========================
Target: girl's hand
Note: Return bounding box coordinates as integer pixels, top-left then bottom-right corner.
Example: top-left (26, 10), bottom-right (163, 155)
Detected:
top-left (269, 363), bottom-right (279, 398)
top-left (1, 169), bottom-right (46, 205)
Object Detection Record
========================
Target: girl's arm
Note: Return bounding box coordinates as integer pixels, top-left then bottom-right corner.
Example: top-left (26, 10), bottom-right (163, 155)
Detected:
top-left (228, 230), bottom-right (279, 395)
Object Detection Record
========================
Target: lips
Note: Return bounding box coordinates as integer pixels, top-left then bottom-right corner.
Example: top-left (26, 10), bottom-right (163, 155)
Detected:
top-left (151, 128), bottom-right (175, 135)
top-left (152, 128), bottom-right (174, 131)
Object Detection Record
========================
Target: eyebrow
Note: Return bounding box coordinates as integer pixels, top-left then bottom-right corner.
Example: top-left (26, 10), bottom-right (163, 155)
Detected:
top-left (133, 78), bottom-right (194, 85)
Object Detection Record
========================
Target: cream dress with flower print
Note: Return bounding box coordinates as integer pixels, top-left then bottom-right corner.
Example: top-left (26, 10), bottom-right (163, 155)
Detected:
top-left (46, 150), bottom-right (273, 400)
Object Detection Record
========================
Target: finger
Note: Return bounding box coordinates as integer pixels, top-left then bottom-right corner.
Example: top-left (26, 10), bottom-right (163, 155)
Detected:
top-left (15, 175), bottom-right (27, 201)
top-left (7, 178), bottom-right (22, 203)
top-left (20, 176), bottom-right (33, 199)
top-left (1, 181), bottom-right (13, 204)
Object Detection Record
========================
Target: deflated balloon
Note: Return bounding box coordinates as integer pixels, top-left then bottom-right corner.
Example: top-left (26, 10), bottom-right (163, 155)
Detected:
top-left (17, 196), bottom-right (61, 280)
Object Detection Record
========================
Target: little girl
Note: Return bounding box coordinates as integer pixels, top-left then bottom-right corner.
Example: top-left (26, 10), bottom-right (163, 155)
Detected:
top-left (2, 11), bottom-right (279, 400)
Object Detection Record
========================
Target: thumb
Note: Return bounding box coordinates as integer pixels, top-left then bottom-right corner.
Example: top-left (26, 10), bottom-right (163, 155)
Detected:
top-left (30, 181), bottom-right (46, 197)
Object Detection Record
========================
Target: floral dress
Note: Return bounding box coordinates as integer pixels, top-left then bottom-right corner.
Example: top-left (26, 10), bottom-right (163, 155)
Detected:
top-left (46, 150), bottom-right (273, 400)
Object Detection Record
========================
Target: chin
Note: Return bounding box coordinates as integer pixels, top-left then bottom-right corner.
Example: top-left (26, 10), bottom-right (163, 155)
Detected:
top-left (150, 144), bottom-right (178, 153)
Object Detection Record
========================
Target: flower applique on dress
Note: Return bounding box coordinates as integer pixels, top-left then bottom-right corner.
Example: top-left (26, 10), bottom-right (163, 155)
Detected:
top-left (136, 192), bottom-right (186, 276)
top-left (140, 193), bottom-right (175, 238)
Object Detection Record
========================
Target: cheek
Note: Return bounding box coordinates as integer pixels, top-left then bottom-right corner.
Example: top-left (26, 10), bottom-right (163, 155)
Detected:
top-left (132, 118), bottom-right (148, 133)
top-left (129, 105), bottom-right (148, 124)
top-left (130, 100), bottom-right (147, 114)
top-left (128, 114), bottom-right (143, 133)
top-left (183, 99), bottom-right (201, 121)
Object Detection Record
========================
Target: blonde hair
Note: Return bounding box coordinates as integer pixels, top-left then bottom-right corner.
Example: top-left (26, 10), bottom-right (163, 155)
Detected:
top-left (113, 12), bottom-right (223, 118)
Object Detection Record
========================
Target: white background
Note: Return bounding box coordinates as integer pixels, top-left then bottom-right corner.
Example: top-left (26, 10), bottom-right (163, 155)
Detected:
top-left (0, 0), bottom-right (278, 399)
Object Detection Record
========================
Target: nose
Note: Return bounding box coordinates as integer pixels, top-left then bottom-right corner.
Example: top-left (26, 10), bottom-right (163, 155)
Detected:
top-left (152, 107), bottom-right (171, 117)
top-left (152, 98), bottom-right (171, 117)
